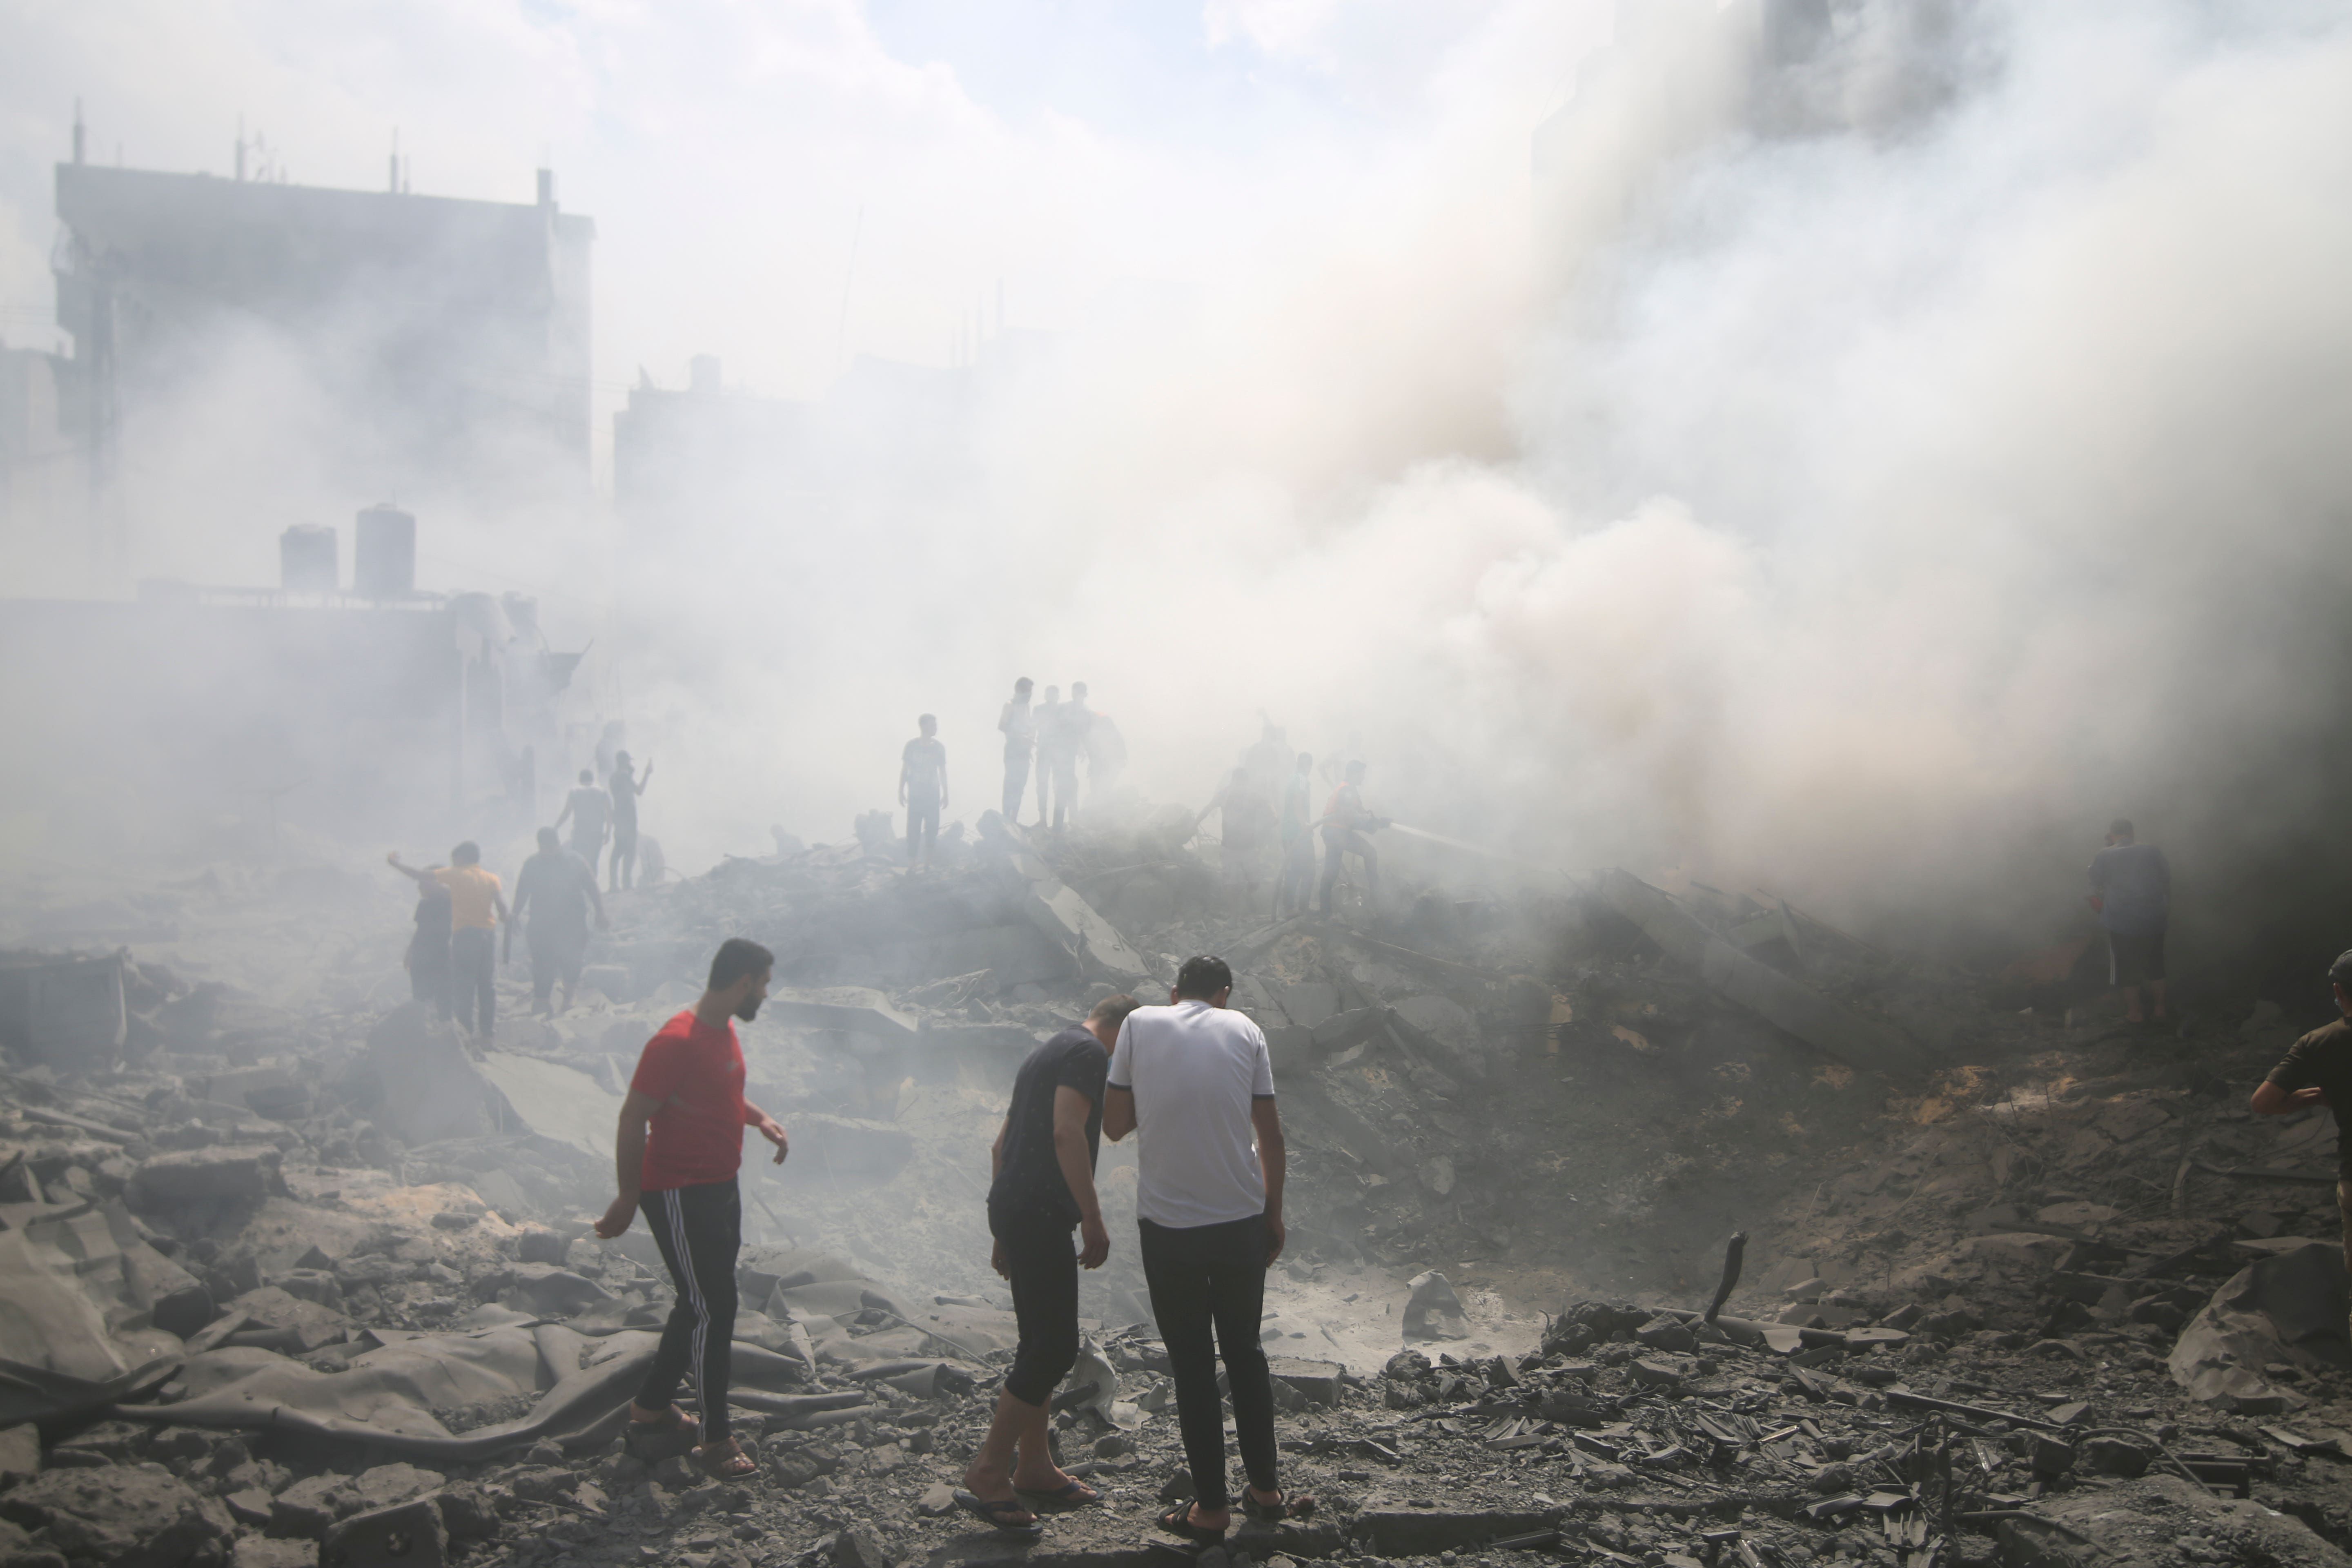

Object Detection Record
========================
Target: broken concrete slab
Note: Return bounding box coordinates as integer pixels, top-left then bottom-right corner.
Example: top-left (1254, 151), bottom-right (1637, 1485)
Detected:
top-left (761, 987), bottom-right (920, 1039)
top-left (0, 950), bottom-right (127, 1074)
top-left (319, 1496), bottom-right (449, 1568)
top-left (775, 1113), bottom-right (914, 1182)
top-left (1403, 1270), bottom-right (1469, 1341)
top-left (1352, 1508), bottom-right (1557, 1557)
top-left (474, 1052), bottom-right (618, 1165)
top-left (1996, 1472), bottom-right (2351, 1568)
top-left (361, 1004), bottom-right (499, 1145)
top-left (129, 1145), bottom-right (286, 1209)
top-left (2169, 1236), bottom-right (2347, 1410)
top-left (1021, 879), bottom-right (1150, 985)
top-left (1599, 869), bottom-right (1924, 1078)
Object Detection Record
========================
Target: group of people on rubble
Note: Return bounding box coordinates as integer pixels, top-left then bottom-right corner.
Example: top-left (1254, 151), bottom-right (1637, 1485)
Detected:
top-left (592, 938), bottom-right (1309, 1543)
top-left (894, 679), bottom-right (1132, 872)
top-left (384, 748), bottom-right (656, 1040)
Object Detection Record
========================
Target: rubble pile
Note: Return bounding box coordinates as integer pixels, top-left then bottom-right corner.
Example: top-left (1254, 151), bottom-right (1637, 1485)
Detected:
top-left (9, 810), bottom-right (2352, 1568)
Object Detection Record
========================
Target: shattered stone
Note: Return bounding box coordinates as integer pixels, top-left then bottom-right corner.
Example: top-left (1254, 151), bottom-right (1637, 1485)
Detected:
top-left (1403, 1271), bottom-right (1469, 1341)
top-left (319, 1497), bottom-right (449, 1568)
top-left (0, 1465), bottom-right (233, 1567)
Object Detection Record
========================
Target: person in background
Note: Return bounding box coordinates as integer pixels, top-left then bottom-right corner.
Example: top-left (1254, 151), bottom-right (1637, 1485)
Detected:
top-left (999, 678), bottom-right (1037, 823)
top-left (609, 751), bottom-right (653, 893)
top-left (2088, 817), bottom-right (2172, 1024)
top-left (1276, 752), bottom-right (1317, 920)
top-left (1318, 761), bottom-right (1384, 919)
top-left (1195, 768), bottom-right (1277, 915)
top-left (595, 938), bottom-right (789, 1481)
top-left (510, 827), bottom-right (606, 1016)
top-left (404, 873), bottom-right (454, 1023)
top-left (555, 769), bottom-right (612, 882)
top-left (1061, 684), bottom-right (1097, 823)
top-left (2250, 949), bottom-right (2352, 1273)
top-left (900, 715), bottom-right (950, 873)
top-left (1104, 956), bottom-right (1310, 1544)
top-left (955, 993), bottom-right (1146, 1532)
top-left (1036, 686), bottom-right (1085, 833)
top-left (1087, 707), bottom-right (1128, 800)
top-left (388, 844), bottom-right (509, 1043)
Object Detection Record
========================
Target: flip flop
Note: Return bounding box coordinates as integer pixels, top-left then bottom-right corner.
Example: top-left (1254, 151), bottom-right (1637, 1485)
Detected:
top-left (695, 1442), bottom-right (759, 1481)
top-left (953, 1491), bottom-right (1042, 1535)
top-left (1157, 1504), bottom-right (1227, 1544)
top-left (1016, 1477), bottom-right (1102, 1512)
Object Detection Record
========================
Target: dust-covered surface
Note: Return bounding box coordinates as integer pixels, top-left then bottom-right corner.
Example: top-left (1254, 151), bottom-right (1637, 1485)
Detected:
top-left (7, 813), bottom-right (2352, 1568)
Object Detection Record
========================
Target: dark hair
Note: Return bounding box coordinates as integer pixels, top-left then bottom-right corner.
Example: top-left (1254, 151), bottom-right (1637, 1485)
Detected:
top-left (537, 827), bottom-right (559, 849)
top-left (709, 938), bottom-right (775, 991)
top-left (579, 769), bottom-right (594, 784)
top-left (2330, 951), bottom-right (2352, 990)
top-left (2109, 818), bottom-right (2135, 838)
top-left (1296, 752), bottom-right (1313, 769)
top-left (1345, 760), bottom-right (1366, 778)
top-left (452, 841), bottom-right (481, 865)
top-left (919, 713), bottom-right (936, 726)
top-left (1174, 956), bottom-right (1234, 1000)
top-left (1088, 993), bottom-right (1146, 1031)
top-left (1015, 677), bottom-right (1033, 691)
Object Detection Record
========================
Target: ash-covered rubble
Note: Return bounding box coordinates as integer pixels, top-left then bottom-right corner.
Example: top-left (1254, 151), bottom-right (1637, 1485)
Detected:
top-left (5, 818), bottom-right (2352, 1568)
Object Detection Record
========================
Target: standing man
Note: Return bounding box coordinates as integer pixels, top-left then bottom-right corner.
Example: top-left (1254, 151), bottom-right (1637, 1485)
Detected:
top-left (2088, 818), bottom-right (2172, 1024)
top-left (1035, 686), bottom-right (1081, 832)
top-left (956, 993), bottom-right (1147, 1531)
top-left (1062, 683), bottom-right (1097, 824)
top-left (1104, 957), bottom-right (1310, 1542)
top-left (1276, 753), bottom-right (1316, 920)
top-left (555, 769), bottom-right (612, 882)
top-left (2251, 950), bottom-right (2352, 1272)
top-left (900, 715), bottom-right (950, 873)
top-left (388, 844), bottom-right (508, 1043)
top-left (1318, 761), bottom-right (1385, 918)
top-left (510, 828), bottom-right (606, 1016)
top-left (609, 752), bottom-right (653, 893)
top-left (403, 873), bottom-right (454, 1023)
top-left (999, 678), bottom-right (1037, 823)
top-left (595, 938), bottom-right (788, 1481)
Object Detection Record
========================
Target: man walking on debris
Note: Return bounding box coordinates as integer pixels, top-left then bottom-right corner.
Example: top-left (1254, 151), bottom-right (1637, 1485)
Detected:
top-left (956, 993), bottom-right (1147, 1531)
top-left (510, 827), bottom-right (606, 1016)
top-left (1318, 760), bottom-right (1385, 919)
top-left (555, 769), bottom-right (611, 881)
top-left (2251, 949), bottom-right (2352, 1268)
top-left (1103, 956), bottom-right (1311, 1542)
top-left (610, 751), bottom-right (653, 893)
top-left (900, 715), bottom-right (949, 873)
top-left (1276, 752), bottom-right (1316, 919)
top-left (2088, 817), bottom-right (2172, 1023)
top-left (999, 677), bottom-right (1037, 822)
top-left (388, 844), bottom-right (508, 1042)
top-left (595, 938), bottom-right (789, 1481)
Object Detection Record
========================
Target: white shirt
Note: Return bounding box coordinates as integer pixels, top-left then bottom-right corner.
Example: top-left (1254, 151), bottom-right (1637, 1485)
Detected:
top-left (1108, 1000), bottom-right (1276, 1228)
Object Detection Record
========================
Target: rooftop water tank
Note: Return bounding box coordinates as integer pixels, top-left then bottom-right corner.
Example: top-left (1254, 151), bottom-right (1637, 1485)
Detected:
top-left (279, 525), bottom-right (337, 594)
top-left (354, 505), bottom-right (416, 599)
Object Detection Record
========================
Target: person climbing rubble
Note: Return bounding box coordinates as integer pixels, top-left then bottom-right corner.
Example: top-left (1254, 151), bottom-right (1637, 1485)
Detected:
top-left (593, 937), bottom-right (790, 1482)
top-left (998, 677), bottom-right (1036, 822)
top-left (1104, 956), bottom-right (1312, 1544)
top-left (508, 826), bottom-right (606, 1016)
top-left (554, 768), bottom-right (611, 882)
top-left (387, 843), bottom-right (508, 1044)
top-left (1318, 759), bottom-right (1387, 919)
top-left (2251, 947), bottom-right (2352, 1270)
top-left (956, 992), bottom-right (1145, 1532)
top-left (2088, 816), bottom-right (2172, 1024)
top-left (900, 714), bottom-right (950, 873)
top-left (402, 867), bottom-right (454, 1022)
top-left (608, 749), bottom-right (653, 892)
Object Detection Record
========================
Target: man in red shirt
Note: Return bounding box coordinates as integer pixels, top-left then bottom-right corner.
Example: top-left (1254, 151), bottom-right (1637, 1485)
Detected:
top-left (595, 938), bottom-right (788, 1479)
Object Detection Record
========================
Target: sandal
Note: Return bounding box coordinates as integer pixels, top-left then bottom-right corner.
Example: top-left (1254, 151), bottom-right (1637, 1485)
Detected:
top-left (1242, 1488), bottom-right (1315, 1523)
top-left (1016, 1477), bottom-right (1102, 1512)
top-left (695, 1441), bottom-right (759, 1480)
top-left (953, 1491), bottom-right (1042, 1535)
top-left (1157, 1503), bottom-right (1227, 1544)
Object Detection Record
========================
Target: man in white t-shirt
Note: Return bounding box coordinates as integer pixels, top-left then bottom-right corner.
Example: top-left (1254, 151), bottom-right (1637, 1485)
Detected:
top-left (1103, 956), bottom-right (1310, 1543)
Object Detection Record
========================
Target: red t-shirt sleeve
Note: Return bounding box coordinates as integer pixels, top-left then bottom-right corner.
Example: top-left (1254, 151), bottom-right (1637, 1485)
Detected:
top-left (631, 1029), bottom-right (687, 1102)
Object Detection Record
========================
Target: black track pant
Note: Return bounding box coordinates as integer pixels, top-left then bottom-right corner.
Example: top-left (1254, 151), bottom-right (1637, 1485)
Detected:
top-left (638, 1178), bottom-right (741, 1442)
top-left (991, 1203), bottom-right (1080, 1407)
top-left (1140, 1214), bottom-right (1276, 1511)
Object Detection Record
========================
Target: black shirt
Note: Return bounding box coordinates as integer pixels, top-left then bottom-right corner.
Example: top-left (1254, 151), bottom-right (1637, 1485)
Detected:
top-left (2265, 1018), bottom-right (2352, 1174)
top-left (989, 1026), bottom-right (1109, 1227)
top-left (515, 849), bottom-right (598, 940)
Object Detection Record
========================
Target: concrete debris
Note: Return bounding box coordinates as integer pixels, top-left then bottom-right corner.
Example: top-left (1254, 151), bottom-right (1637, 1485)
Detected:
top-left (1404, 1271), bottom-right (1470, 1341)
top-left (0, 951), bottom-right (127, 1074)
top-left (2168, 1236), bottom-right (2348, 1411)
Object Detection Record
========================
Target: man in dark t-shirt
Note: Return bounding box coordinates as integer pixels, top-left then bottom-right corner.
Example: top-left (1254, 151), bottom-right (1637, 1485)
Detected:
top-left (900, 715), bottom-right (949, 873)
top-left (510, 828), bottom-right (606, 1015)
top-left (2253, 949), bottom-right (2352, 1274)
top-left (2088, 818), bottom-right (2172, 1024)
top-left (956, 993), bottom-right (1145, 1532)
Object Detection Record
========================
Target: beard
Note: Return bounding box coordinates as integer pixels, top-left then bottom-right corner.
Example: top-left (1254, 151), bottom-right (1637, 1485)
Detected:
top-left (735, 997), bottom-right (763, 1022)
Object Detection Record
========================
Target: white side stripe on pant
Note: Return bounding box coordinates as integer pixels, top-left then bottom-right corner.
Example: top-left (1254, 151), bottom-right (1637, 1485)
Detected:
top-left (657, 1189), bottom-right (712, 1423)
